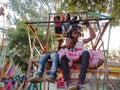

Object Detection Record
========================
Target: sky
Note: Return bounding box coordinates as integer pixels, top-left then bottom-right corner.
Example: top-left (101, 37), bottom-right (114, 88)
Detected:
top-left (106, 26), bottom-right (120, 50)
top-left (0, 0), bottom-right (120, 51)
top-left (103, 26), bottom-right (120, 51)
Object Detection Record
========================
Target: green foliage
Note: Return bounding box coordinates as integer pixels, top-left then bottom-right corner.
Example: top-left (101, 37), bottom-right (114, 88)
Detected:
top-left (9, 0), bottom-right (120, 26)
top-left (7, 19), bottom-right (30, 71)
top-left (108, 48), bottom-right (120, 62)
top-left (60, 0), bottom-right (120, 26)
top-left (7, 19), bottom-right (56, 71)
top-left (9, 0), bottom-right (55, 22)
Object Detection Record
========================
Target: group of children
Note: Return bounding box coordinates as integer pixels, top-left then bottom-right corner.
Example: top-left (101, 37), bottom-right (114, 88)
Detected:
top-left (53, 13), bottom-right (81, 37)
top-left (30, 13), bottom-right (103, 90)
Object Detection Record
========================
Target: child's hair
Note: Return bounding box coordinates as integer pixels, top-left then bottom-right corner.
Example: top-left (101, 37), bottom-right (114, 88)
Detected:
top-left (66, 37), bottom-right (76, 43)
top-left (66, 13), bottom-right (71, 20)
top-left (67, 29), bottom-right (78, 38)
top-left (72, 16), bottom-right (77, 20)
top-left (67, 29), bottom-right (82, 39)
top-left (70, 15), bottom-right (80, 25)
top-left (67, 30), bottom-right (74, 38)
top-left (56, 15), bottom-right (61, 20)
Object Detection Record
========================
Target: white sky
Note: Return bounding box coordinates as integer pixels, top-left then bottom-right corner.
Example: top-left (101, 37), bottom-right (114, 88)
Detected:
top-left (105, 26), bottom-right (120, 50)
top-left (0, 0), bottom-right (7, 3)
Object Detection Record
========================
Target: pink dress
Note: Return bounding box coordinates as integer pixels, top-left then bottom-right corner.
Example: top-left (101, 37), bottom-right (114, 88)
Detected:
top-left (58, 40), bottom-right (104, 67)
top-left (58, 40), bottom-right (84, 66)
top-left (89, 50), bottom-right (104, 67)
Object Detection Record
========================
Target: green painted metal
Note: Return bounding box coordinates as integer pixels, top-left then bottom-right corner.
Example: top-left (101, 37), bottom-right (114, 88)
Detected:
top-left (39, 82), bottom-right (42, 90)
top-left (88, 12), bottom-right (110, 18)
top-left (30, 83), bottom-right (34, 90)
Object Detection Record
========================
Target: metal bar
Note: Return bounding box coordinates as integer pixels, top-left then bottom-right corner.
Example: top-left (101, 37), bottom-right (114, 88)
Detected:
top-left (25, 18), bottom-right (112, 24)
top-left (93, 20), bottom-right (111, 50)
top-left (27, 24), bottom-right (46, 52)
top-left (49, 11), bottom-right (87, 15)
top-left (25, 60), bottom-right (32, 90)
top-left (45, 13), bottom-right (50, 50)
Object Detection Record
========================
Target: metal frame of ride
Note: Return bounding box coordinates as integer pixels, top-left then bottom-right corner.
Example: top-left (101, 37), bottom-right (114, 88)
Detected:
top-left (25, 11), bottom-right (114, 90)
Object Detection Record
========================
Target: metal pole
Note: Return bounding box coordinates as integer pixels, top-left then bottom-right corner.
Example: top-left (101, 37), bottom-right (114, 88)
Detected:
top-left (25, 18), bottom-right (112, 24)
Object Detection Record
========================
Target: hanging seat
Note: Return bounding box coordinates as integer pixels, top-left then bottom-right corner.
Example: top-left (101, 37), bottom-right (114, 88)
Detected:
top-left (31, 54), bottom-right (104, 71)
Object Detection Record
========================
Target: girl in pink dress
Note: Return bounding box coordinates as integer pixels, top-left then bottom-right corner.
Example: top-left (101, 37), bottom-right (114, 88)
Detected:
top-left (59, 21), bottom-right (104, 90)
top-left (58, 37), bottom-right (77, 66)
top-left (59, 23), bottom-right (103, 68)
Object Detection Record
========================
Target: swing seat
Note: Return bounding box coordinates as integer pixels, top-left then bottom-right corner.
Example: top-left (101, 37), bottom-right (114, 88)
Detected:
top-left (32, 56), bottom-right (104, 71)
top-left (53, 33), bottom-right (66, 39)
top-left (72, 58), bottom-right (104, 69)
top-left (70, 50), bottom-right (104, 69)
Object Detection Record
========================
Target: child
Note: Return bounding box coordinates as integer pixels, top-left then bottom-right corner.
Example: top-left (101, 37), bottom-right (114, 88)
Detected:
top-left (46, 38), bottom-right (76, 83)
top-left (68, 15), bottom-right (80, 32)
top-left (59, 31), bottom-right (102, 68)
top-left (60, 21), bottom-right (97, 90)
top-left (61, 13), bottom-right (71, 34)
top-left (54, 15), bottom-right (65, 34)
top-left (29, 52), bottom-right (59, 83)
top-left (29, 38), bottom-right (76, 83)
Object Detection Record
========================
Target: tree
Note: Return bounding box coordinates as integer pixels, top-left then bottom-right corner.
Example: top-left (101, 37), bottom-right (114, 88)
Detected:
top-left (7, 18), bottom-right (55, 71)
top-left (9, 0), bottom-right (57, 22)
top-left (59, 0), bottom-right (120, 26)
top-left (7, 18), bottom-right (30, 70)
top-left (108, 47), bottom-right (120, 62)
top-left (9, 0), bottom-right (120, 26)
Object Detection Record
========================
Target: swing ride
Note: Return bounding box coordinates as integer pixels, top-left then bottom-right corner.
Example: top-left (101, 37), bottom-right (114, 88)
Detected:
top-left (23, 11), bottom-right (120, 90)
top-left (0, 6), bottom-right (120, 89)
